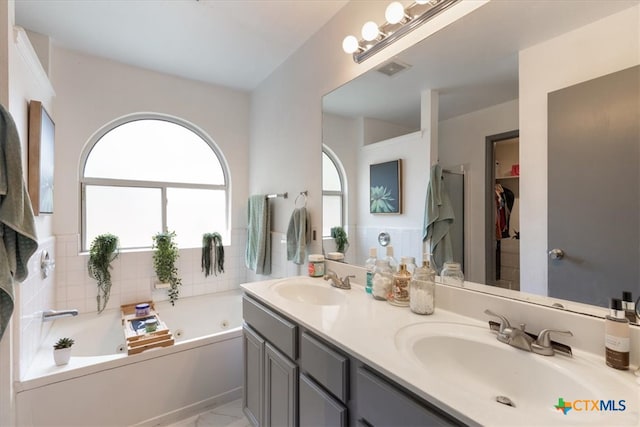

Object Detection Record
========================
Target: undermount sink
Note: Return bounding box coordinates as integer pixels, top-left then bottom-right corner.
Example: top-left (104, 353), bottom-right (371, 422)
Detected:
top-left (395, 322), bottom-right (637, 425)
top-left (270, 278), bottom-right (346, 306)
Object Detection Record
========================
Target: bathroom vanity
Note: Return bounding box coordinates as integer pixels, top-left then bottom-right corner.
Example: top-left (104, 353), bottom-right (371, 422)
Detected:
top-left (241, 277), bottom-right (638, 426)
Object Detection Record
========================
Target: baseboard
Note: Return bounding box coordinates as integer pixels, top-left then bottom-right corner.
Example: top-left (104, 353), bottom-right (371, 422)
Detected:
top-left (132, 387), bottom-right (243, 427)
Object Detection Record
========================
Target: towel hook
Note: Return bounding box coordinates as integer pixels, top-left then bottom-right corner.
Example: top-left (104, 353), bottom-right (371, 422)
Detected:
top-left (295, 191), bottom-right (308, 208)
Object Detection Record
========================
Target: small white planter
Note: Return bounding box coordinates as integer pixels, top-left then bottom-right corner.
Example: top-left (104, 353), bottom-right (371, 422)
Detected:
top-left (53, 347), bottom-right (72, 366)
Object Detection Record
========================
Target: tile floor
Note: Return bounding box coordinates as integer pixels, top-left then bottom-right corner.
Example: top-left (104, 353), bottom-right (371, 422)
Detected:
top-left (167, 399), bottom-right (252, 427)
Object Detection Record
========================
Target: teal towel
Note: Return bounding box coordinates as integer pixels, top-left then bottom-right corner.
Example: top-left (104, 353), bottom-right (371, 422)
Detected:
top-left (0, 104), bottom-right (38, 342)
top-left (286, 207), bottom-right (310, 265)
top-left (245, 195), bottom-right (271, 275)
top-left (422, 164), bottom-right (454, 273)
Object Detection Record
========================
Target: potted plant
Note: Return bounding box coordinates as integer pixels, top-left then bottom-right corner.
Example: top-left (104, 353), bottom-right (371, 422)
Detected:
top-left (88, 233), bottom-right (119, 314)
top-left (201, 232), bottom-right (224, 277)
top-left (330, 226), bottom-right (349, 254)
top-left (153, 231), bottom-right (182, 305)
top-left (53, 337), bottom-right (75, 366)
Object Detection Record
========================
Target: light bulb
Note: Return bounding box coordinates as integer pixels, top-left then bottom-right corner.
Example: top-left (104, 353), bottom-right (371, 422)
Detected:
top-left (385, 1), bottom-right (405, 24)
top-left (342, 35), bottom-right (359, 54)
top-left (361, 21), bottom-right (380, 41)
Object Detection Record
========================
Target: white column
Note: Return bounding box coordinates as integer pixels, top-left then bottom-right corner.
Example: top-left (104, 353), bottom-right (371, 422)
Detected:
top-left (420, 90), bottom-right (438, 258)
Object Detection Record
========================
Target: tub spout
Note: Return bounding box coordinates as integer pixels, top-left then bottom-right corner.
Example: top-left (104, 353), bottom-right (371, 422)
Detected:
top-left (42, 309), bottom-right (79, 322)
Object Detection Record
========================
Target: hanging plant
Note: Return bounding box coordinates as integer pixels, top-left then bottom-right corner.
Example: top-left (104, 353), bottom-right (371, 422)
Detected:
top-left (152, 231), bottom-right (182, 306)
top-left (330, 226), bottom-right (349, 253)
top-left (202, 232), bottom-right (225, 277)
top-left (88, 233), bottom-right (119, 314)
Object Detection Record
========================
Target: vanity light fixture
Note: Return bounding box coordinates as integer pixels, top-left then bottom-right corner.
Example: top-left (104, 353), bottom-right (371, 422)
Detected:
top-left (342, 0), bottom-right (461, 63)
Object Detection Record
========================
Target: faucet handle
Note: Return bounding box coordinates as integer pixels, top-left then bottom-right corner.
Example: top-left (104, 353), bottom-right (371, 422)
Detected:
top-left (535, 329), bottom-right (573, 347)
top-left (342, 275), bottom-right (355, 286)
top-left (484, 309), bottom-right (512, 333)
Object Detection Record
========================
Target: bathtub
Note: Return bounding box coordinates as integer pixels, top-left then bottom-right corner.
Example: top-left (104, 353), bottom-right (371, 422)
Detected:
top-left (15, 289), bottom-right (244, 426)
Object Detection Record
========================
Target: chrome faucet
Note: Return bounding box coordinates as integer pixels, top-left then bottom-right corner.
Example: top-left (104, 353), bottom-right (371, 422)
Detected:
top-left (42, 309), bottom-right (79, 322)
top-left (484, 309), bottom-right (573, 357)
top-left (323, 270), bottom-right (354, 290)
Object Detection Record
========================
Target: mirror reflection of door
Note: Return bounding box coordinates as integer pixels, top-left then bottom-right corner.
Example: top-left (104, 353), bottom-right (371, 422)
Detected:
top-left (548, 65), bottom-right (639, 307)
top-left (485, 131), bottom-right (520, 289)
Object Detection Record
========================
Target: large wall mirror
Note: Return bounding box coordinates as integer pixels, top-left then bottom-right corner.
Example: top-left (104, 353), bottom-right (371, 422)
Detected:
top-left (322, 1), bottom-right (639, 321)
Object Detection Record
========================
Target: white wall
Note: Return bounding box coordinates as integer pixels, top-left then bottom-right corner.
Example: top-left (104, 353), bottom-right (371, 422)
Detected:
top-left (249, 0), bottom-right (487, 281)
top-left (48, 46), bottom-right (252, 313)
top-left (439, 99), bottom-right (518, 283)
top-left (519, 5), bottom-right (640, 295)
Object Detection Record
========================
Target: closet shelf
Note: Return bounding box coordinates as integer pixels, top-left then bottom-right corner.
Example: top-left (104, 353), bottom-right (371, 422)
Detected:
top-left (496, 175), bottom-right (519, 180)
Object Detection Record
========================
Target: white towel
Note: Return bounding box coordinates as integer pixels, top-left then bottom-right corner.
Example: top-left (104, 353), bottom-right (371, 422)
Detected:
top-left (0, 104), bottom-right (38, 341)
top-left (286, 207), bottom-right (310, 265)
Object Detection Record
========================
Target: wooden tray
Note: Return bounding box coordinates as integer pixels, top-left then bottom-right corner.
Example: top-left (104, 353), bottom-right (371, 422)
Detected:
top-left (121, 302), bottom-right (174, 355)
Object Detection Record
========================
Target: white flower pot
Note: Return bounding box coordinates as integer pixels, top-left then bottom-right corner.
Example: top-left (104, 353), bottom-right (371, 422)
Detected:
top-left (53, 347), bottom-right (72, 366)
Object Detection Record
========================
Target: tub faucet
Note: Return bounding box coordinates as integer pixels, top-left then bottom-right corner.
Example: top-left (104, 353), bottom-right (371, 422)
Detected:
top-left (323, 270), bottom-right (354, 290)
top-left (42, 309), bottom-right (79, 322)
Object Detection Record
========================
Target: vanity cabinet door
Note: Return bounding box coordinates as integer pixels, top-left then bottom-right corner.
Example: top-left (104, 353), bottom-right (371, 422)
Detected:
top-left (356, 367), bottom-right (463, 427)
top-left (264, 342), bottom-right (298, 427)
top-left (300, 373), bottom-right (347, 427)
top-left (242, 325), bottom-right (264, 426)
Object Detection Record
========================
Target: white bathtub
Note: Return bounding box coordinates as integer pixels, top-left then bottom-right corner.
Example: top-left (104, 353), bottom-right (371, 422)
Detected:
top-left (15, 289), bottom-right (244, 426)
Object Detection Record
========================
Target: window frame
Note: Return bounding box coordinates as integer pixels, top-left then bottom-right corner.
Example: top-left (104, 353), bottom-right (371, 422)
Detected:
top-left (322, 146), bottom-right (346, 237)
top-left (79, 113), bottom-right (230, 251)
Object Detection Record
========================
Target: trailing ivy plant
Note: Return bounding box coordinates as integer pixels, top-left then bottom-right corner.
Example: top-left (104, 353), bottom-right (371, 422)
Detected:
top-left (88, 233), bottom-right (119, 314)
top-left (330, 226), bottom-right (349, 253)
top-left (152, 231), bottom-right (182, 305)
top-left (202, 232), bottom-right (225, 277)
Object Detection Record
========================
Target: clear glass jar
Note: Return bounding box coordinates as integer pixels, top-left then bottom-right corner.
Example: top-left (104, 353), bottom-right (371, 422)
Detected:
top-left (441, 262), bottom-right (464, 287)
top-left (372, 259), bottom-right (393, 301)
top-left (385, 245), bottom-right (398, 272)
top-left (389, 263), bottom-right (411, 307)
top-left (409, 260), bottom-right (435, 315)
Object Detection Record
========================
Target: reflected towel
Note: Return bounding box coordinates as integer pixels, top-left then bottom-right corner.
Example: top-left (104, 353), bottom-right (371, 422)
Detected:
top-left (286, 207), bottom-right (310, 265)
top-left (0, 104), bottom-right (38, 341)
top-left (422, 164), bottom-right (454, 273)
top-left (245, 195), bottom-right (271, 275)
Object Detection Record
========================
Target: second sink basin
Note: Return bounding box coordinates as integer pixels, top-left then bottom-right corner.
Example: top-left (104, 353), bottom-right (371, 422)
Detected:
top-left (270, 278), bottom-right (346, 306)
top-left (394, 322), bottom-right (637, 425)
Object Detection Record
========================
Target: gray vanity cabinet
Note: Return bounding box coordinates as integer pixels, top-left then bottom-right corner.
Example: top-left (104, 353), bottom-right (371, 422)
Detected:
top-left (242, 296), bottom-right (298, 427)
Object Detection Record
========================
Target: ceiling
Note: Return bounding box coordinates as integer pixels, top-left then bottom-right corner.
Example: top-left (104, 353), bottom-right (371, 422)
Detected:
top-left (15, 0), bottom-right (348, 91)
top-left (323, 0), bottom-right (639, 127)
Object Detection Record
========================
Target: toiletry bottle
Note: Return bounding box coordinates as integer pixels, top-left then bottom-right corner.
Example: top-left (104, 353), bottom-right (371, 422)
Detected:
top-left (409, 260), bottom-right (435, 315)
top-left (605, 298), bottom-right (629, 370)
top-left (400, 256), bottom-right (417, 276)
top-left (385, 245), bottom-right (398, 272)
top-left (364, 248), bottom-right (377, 295)
top-left (622, 291), bottom-right (636, 323)
top-left (389, 263), bottom-right (411, 306)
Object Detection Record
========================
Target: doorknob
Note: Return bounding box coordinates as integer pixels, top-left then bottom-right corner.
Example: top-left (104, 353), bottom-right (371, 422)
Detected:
top-left (548, 248), bottom-right (565, 260)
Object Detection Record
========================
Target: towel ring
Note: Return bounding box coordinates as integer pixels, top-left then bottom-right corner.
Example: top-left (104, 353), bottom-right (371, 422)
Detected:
top-left (295, 191), bottom-right (307, 208)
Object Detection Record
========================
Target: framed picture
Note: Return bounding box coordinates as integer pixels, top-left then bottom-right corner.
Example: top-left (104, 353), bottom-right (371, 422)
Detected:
top-left (370, 159), bottom-right (402, 214)
top-left (28, 100), bottom-right (55, 215)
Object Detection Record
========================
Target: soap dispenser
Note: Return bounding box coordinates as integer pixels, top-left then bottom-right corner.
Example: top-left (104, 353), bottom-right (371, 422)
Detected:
top-left (605, 298), bottom-right (629, 370)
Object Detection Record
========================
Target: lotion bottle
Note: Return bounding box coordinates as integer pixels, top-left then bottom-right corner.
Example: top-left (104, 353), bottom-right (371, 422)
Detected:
top-left (605, 298), bottom-right (629, 370)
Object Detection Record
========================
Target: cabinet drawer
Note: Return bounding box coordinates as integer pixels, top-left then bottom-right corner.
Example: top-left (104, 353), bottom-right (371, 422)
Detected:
top-left (301, 332), bottom-right (349, 402)
top-left (300, 373), bottom-right (347, 427)
top-left (243, 295), bottom-right (297, 360)
top-left (356, 367), bottom-right (463, 426)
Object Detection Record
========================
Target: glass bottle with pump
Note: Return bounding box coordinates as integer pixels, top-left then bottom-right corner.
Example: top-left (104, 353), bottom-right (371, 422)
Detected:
top-left (409, 260), bottom-right (435, 315)
top-left (605, 298), bottom-right (629, 370)
top-left (364, 248), bottom-right (377, 295)
top-left (389, 263), bottom-right (411, 306)
top-left (385, 245), bottom-right (398, 272)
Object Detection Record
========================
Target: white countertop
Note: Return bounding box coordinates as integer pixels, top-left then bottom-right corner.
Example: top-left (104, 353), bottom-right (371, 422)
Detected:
top-left (241, 276), bottom-right (639, 426)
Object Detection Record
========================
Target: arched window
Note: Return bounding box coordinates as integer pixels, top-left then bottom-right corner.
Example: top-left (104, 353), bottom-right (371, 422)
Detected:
top-left (322, 148), bottom-right (345, 237)
top-left (81, 115), bottom-right (229, 250)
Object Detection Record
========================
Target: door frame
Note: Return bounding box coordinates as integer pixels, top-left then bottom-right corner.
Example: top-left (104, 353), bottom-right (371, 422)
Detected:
top-left (485, 130), bottom-right (519, 286)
